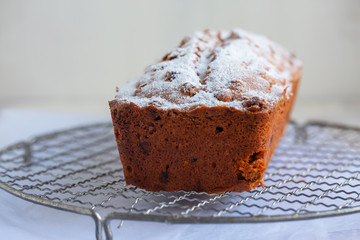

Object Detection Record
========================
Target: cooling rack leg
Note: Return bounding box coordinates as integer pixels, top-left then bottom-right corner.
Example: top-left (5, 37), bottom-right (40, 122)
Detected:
top-left (22, 142), bottom-right (32, 164)
top-left (104, 218), bottom-right (114, 240)
top-left (92, 212), bottom-right (106, 240)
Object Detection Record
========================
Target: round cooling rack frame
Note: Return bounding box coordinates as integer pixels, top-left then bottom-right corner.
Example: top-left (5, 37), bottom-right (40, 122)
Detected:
top-left (0, 121), bottom-right (360, 240)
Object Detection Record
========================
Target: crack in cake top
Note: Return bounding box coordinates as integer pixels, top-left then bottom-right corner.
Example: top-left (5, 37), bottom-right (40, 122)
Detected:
top-left (115, 28), bottom-right (302, 111)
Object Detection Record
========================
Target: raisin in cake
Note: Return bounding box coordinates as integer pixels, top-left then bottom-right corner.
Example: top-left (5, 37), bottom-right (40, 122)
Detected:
top-left (109, 29), bottom-right (302, 193)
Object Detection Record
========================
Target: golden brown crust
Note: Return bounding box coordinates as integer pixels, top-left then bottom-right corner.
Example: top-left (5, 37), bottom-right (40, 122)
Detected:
top-left (109, 29), bottom-right (302, 193)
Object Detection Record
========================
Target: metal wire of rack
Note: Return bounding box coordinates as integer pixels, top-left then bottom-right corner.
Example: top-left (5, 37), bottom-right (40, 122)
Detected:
top-left (0, 121), bottom-right (360, 240)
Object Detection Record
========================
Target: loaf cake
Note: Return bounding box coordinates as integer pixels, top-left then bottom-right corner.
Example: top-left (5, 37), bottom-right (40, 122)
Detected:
top-left (109, 29), bottom-right (302, 193)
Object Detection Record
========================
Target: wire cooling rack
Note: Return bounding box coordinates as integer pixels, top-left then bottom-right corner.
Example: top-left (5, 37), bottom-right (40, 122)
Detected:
top-left (0, 121), bottom-right (360, 240)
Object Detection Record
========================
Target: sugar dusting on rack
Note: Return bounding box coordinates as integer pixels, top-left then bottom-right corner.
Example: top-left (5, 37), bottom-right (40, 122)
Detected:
top-left (115, 29), bottom-right (302, 111)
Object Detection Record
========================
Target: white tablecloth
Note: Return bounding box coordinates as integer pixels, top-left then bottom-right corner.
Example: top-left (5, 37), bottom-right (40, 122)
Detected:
top-left (0, 109), bottom-right (359, 240)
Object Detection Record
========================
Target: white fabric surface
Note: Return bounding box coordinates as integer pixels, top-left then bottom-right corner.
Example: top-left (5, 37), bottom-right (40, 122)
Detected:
top-left (0, 109), bottom-right (359, 240)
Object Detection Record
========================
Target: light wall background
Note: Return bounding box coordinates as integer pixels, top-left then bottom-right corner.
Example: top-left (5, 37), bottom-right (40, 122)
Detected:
top-left (1, 0), bottom-right (359, 120)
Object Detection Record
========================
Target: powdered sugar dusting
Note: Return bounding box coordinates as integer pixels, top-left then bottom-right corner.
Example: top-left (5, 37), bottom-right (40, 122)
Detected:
top-left (114, 28), bottom-right (302, 111)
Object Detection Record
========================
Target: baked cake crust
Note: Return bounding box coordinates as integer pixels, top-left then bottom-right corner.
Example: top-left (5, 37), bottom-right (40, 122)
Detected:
top-left (110, 29), bottom-right (302, 193)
